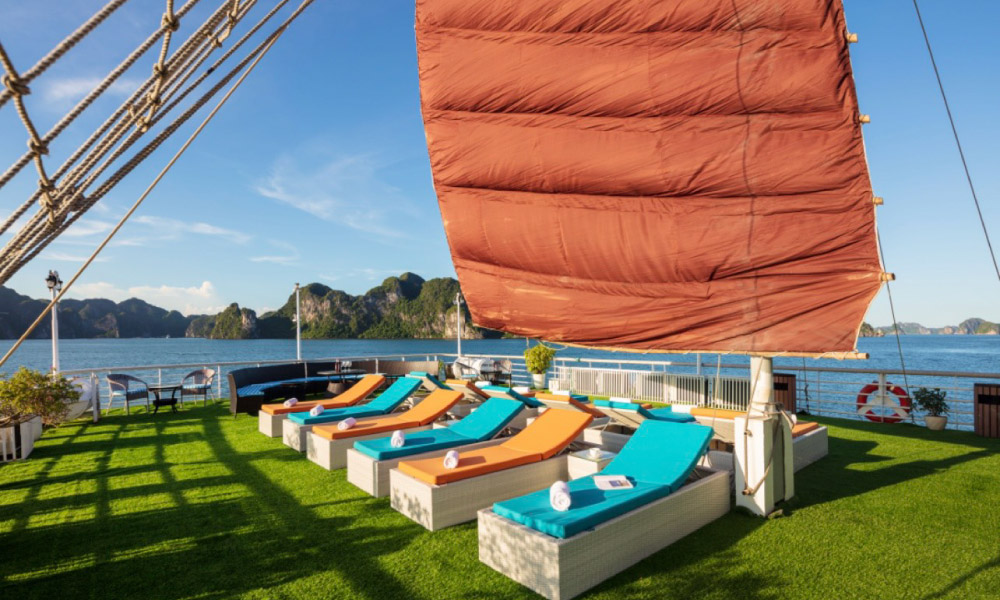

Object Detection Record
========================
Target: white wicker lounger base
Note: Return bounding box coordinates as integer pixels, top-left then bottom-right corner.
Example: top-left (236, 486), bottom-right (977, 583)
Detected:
top-left (306, 426), bottom-right (433, 471)
top-left (390, 455), bottom-right (569, 531)
top-left (478, 467), bottom-right (730, 600)
top-left (258, 412), bottom-right (287, 438)
top-left (283, 419), bottom-right (318, 452)
top-left (346, 438), bottom-right (508, 498)
top-left (791, 427), bottom-right (828, 471)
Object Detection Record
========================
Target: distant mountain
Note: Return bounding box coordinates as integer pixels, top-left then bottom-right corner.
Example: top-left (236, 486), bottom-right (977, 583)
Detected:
top-left (0, 286), bottom-right (194, 339)
top-left (211, 272), bottom-right (501, 340)
top-left (3, 281), bottom-right (992, 340)
top-left (859, 318), bottom-right (999, 337)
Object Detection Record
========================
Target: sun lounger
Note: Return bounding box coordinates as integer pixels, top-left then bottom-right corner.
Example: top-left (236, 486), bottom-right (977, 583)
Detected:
top-left (346, 398), bottom-right (524, 497)
top-left (592, 399), bottom-right (695, 428)
top-left (479, 384), bottom-right (544, 429)
top-left (689, 407), bottom-right (827, 471)
top-left (408, 371), bottom-right (449, 393)
top-left (258, 374), bottom-right (386, 438)
top-left (306, 389), bottom-right (462, 470)
top-left (390, 409), bottom-right (593, 530)
top-left (533, 392), bottom-right (605, 419)
top-left (479, 420), bottom-right (729, 600)
top-left (281, 377), bottom-right (421, 451)
top-left (444, 379), bottom-right (490, 402)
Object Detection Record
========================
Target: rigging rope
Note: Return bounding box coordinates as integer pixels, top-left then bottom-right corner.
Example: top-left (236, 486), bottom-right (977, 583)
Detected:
top-left (0, 0), bottom-right (288, 282)
top-left (911, 0), bottom-right (1000, 284)
top-left (0, 0), bottom-right (313, 370)
top-left (877, 228), bottom-right (914, 422)
top-left (0, 0), bottom-right (130, 110)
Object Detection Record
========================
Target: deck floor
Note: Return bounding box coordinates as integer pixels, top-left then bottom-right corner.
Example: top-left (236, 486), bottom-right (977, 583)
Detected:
top-left (1, 404), bottom-right (998, 599)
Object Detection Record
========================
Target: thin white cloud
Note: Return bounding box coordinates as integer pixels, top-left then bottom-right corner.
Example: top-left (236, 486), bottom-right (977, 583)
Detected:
top-left (254, 152), bottom-right (412, 239)
top-left (62, 219), bottom-right (113, 238)
top-left (41, 252), bottom-right (109, 263)
top-left (42, 77), bottom-right (140, 106)
top-left (130, 215), bottom-right (251, 245)
top-left (250, 239), bottom-right (300, 265)
top-left (66, 280), bottom-right (221, 316)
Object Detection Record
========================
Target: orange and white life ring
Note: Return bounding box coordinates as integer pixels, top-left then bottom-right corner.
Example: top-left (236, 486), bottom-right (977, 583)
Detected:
top-left (856, 381), bottom-right (911, 423)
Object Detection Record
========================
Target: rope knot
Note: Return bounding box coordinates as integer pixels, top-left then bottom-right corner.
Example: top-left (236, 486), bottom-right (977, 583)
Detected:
top-left (153, 62), bottom-right (169, 78)
top-left (161, 12), bottom-right (180, 32)
top-left (28, 138), bottom-right (49, 157)
top-left (1, 73), bottom-right (30, 96)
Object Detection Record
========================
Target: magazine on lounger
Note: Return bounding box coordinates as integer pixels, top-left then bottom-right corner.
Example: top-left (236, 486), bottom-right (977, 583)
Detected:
top-left (593, 475), bottom-right (633, 490)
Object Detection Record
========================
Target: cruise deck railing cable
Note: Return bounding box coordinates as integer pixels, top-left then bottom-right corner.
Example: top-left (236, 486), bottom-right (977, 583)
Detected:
top-left (877, 228), bottom-right (914, 423)
top-left (911, 0), bottom-right (1000, 284)
top-left (0, 0), bottom-right (314, 369)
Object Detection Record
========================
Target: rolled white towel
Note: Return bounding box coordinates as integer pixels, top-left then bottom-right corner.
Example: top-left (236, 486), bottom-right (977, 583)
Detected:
top-left (549, 480), bottom-right (571, 512)
top-left (390, 430), bottom-right (405, 448)
top-left (609, 396), bottom-right (632, 404)
top-left (337, 417), bottom-right (357, 430)
top-left (309, 405), bottom-right (324, 417)
top-left (283, 397), bottom-right (298, 408)
top-left (786, 411), bottom-right (798, 426)
top-left (443, 450), bottom-right (460, 469)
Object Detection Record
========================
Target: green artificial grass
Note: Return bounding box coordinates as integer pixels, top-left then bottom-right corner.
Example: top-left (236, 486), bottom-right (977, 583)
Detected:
top-left (2, 405), bottom-right (999, 599)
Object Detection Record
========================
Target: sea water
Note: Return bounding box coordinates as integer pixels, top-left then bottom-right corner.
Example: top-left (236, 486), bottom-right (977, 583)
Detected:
top-left (2, 334), bottom-right (997, 375)
top-left (2, 335), bottom-right (997, 428)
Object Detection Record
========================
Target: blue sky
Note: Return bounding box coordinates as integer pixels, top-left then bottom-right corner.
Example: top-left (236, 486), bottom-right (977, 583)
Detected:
top-left (0, 0), bottom-right (997, 328)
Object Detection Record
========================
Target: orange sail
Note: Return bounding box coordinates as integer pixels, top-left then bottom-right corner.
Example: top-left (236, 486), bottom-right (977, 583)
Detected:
top-left (417, 0), bottom-right (885, 356)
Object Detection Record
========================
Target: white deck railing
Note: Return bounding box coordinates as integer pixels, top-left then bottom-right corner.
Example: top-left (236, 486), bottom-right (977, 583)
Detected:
top-left (57, 352), bottom-right (1000, 432)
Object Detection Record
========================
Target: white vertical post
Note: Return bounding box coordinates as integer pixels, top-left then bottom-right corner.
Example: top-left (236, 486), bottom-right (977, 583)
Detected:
top-left (455, 292), bottom-right (463, 357)
top-left (734, 356), bottom-right (794, 517)
top-left (696, 353), bottom-right (702, 376)
top-left (295, 283), bottom-right (301, 361)
top-left (46, 271), bottom-right (62, 374)
top-left (91, 372), bottom-right (100, 423)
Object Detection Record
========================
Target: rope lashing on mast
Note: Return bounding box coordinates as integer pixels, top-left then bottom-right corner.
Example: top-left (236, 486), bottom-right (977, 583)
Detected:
top-left (0, 0), bottom-right (301, 285)
top-left (911, 0), bottom-right (1000, 285)
top-left (0, 0), bottom-right (315, 371)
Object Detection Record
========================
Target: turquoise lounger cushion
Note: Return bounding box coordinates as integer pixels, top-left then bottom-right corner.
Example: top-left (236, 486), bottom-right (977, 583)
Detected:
top-left (492, 421), bottom-right (712, 539)
top-left (447, 398), bottom-right (522, 440)
top-left (352, 398), bottom-right (522, 461)
top-left (592, 399), bottom-right (695, 423)
top-left (408, 371), bottom-right (449, 389)
top-left (480, 385), bottom-right (543, 408)
top-left (644, 407), bottom-right (696, 423)
top-left (287, 377), bottom-right (421, 425)
top-left (353, 428), bottom-right (469, 460)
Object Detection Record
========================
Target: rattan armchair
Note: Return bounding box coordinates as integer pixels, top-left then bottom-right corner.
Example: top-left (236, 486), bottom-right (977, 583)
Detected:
top-left (181, 368), bottom-right (215, 406)
top-left (107, 374), bottom-right (150, 413)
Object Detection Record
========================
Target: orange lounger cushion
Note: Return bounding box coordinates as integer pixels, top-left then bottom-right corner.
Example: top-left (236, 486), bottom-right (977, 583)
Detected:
top-left (259, 374), bottom-right (386, 415)
top-left (502, 409), bottom-right (592, 459)
top-left (792, 421), bottom-right (820, 438)
top-left (398, 446), bottom-right (541, 485)
top-left (312, 389), bottom-right (462, 441)
top-left (396, 408), bottom-right (593, 485)
top-left (689, 407), bottom-right (744, 420)
top-left (444, 379), bottom-right (489, 400)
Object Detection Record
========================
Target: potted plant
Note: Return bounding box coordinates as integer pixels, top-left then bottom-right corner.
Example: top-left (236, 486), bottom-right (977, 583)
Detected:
top-left (913, 387), bottom-right (949, 431)
top-left (0, 368), bottom-right (77, 460)
top-left (524, 344), bottom-right (557, 389)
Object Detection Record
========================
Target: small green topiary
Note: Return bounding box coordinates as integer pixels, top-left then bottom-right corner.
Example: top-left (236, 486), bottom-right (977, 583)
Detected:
top-left (0, 367), bottom-right (79, 427)
top-left (913, 387), bottom-right (949, 417)
top-left (524, 344), bottom-right (557, 375)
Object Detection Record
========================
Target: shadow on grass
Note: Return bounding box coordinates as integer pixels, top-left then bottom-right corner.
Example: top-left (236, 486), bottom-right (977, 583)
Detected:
top-left (789, 417), bottom-right (998, 511)
top-left (0, 406), bottom-right (426, 600)
top-left (921, 553), bottom-right (1000, 599)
